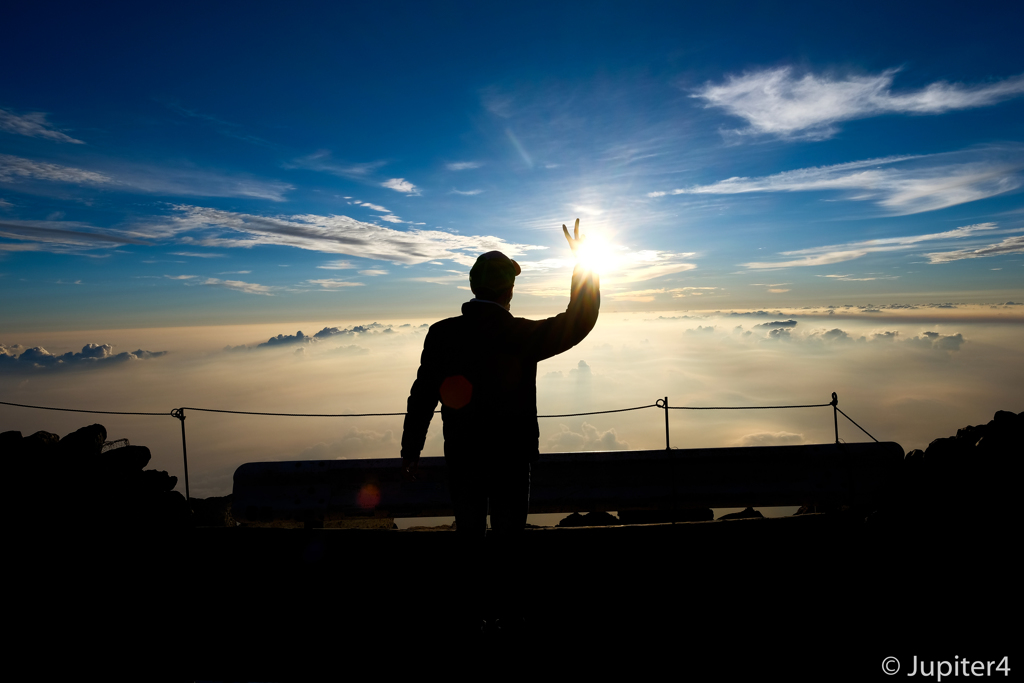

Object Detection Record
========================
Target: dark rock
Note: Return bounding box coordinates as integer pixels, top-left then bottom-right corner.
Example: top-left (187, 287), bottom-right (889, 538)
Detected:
top-left (717, 507), bottom-right (763, 520)
top-left (955, 425), bottom-right (985, 447)
top-left (139, 469), bottom-right (178, 493)
top-left (190, 495), bottom-right (236, 527)
top-left (992, 410), bottom-right (1016, 426)
top-left (923, 436), bottom-right (963, 467)
top-left (58, 424), bottom-right (107, 458)
top-left (904, 449), bottom-right (925, 463)
top-left (1, 430), bottom-right (22, 452)
top-left (557, 512), bottom-right (587, 527)
top-left (23, 430), bottom-right (60, 453)
top-left (156, 491), bottom-right (192, 529)
top-left (556, 511), bottom-right (621, 527)
top-left (617, 508), bottom-right (713, 524)
top-left (581, 511), bottom-right (619, 526)
top-left (100, 445), bottom-right (151, 473)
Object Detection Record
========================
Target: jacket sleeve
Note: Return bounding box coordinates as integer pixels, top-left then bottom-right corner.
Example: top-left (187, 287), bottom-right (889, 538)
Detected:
top-left (527, 263), bottom-right (600, 362)
top-left (400, 325), bottom-right (442, 460)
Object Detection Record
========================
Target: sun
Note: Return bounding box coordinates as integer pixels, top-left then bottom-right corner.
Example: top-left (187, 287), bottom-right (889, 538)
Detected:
top-left (575, 233), bottom-right (620, 274)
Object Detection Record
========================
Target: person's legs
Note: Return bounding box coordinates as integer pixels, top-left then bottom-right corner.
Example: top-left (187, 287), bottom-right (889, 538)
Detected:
top-left (485, 461), bottom-right (530, 629)
top-left (447, 457), bottom-right (488, 537)
top-left (445, 457), bottom-right (488, 631)
top-left (487, 460), bottom-right (530, 534)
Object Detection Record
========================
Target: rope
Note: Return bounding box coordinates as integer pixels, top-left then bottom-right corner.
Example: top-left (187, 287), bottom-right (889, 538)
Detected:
top-left (0, 400), bottom-right (170, 416)
top-left (666, 403), bottom-right (832, 410)
top-left (182, 407), bottom-right (416, 417)
top-left (539, 404), bottom-right (658, 418)
top-left (0, 399), bottom-right (854, 420)
top-left (836, 407), bottom-right (879, 442)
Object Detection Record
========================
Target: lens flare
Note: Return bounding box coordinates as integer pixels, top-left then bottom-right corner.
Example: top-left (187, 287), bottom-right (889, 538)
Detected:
top-left (575, 234), bottom-right (620, 274)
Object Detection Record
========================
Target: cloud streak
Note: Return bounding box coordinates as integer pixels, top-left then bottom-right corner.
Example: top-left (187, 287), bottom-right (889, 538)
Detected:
top-left (924, 234), bottom-right (1024, 263)
top-left (0, 108), bottom-right (84, 144)
top-left (0, 154), bottom-right (293, 201)
top-left (162, 205), bottom-right (546, 266)
top-left (693, 67), bottom-right (1024, 139)
top-left (648, 152), bottom-right (1023, 215)
top-left (741, 222), bottom-right (1018, 269)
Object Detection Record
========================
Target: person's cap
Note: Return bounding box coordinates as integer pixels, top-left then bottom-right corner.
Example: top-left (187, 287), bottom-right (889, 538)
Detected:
top-left (470, 251), bottom-right (521, 291)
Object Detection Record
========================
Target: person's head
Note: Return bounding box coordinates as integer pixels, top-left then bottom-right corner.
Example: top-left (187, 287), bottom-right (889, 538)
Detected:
top-left (469, 251), bottom-right (520, 306)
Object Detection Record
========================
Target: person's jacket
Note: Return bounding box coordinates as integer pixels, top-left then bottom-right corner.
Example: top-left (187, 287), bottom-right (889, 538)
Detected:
top-left (401, 264), bottom-right (599, 464)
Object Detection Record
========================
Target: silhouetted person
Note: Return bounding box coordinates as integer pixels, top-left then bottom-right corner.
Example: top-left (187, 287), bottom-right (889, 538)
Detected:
top-left (401, 219), bottom-right (599, 629)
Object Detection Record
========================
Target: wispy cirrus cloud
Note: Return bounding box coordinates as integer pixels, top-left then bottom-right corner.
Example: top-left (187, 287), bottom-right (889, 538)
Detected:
top-left (200, 277), bottom-right (277, 296)
top-left (0, 154), bottom-right (293, 201)
top-left (317, 259), bottom-right (355, 270)
top-left (161, 100), bottom-right (278, 148)
top-left (352, 201), bottom-right (390, 212)
top-left (286, 151), bottom-right (386, 179)
top-left (160, 205), bottom-right (546, 266)
top-left (446, 161), bottom-right (481, 171)
top-left (647, 151), bottom-right (1023, 215)
top-left (741, 222), bottom-right (1018, 269)
top-left (817, 273), bottom-right (897, 282)
top-left (0, 108), bottom-right (84, 144)
top-left (608, 286), bottom-right (716, 303)
top-left (306, 278), bottom-right (365, 290)
top-left (0, 154), bottom-right (113, 185)
top-left (924, 234), bottom-right (1024, 263)
top-left (693, 67), bottom-right (1024, 140)
top-left (450, 188), bottom-right (483, 195)
top-left (0, 219), bottom-right (148, 253)
top-left (516, 249), bottom-right (698, 296)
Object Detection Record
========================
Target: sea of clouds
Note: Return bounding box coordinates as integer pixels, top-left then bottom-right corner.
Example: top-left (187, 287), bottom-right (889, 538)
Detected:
top-left (3, 307), bottom-right (1021, 522)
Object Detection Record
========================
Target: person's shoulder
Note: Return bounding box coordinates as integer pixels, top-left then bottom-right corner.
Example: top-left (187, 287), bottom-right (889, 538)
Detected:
top-left (425, 313), bottom-right (468, 338)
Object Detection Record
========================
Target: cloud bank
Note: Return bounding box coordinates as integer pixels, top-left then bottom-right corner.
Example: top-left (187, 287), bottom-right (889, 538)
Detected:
top-left (0, 343), bottom-right (167, 371)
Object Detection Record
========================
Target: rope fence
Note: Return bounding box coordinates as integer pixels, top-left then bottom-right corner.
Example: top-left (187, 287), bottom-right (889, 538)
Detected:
top-left (1, 391), bottom-right (878, 500)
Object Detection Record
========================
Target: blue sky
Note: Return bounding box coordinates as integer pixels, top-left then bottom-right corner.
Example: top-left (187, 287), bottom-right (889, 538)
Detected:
top-left (2, 1), bottom-right (1022, 331)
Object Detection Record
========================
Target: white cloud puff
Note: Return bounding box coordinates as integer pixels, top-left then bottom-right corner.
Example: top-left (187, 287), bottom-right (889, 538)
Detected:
top-left (693, 67), bottom-right (1024, 139)
top-left (382, 178), bottom-right (419, 195)
top-left (546, 422), bottom-right (630, 452)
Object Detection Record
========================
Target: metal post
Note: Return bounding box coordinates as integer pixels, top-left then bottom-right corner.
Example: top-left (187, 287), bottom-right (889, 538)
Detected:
top-left (663, 397), bottom-right (671, 450)
top-left (830, 392), bottom-right (839, 444)
top-left (172, 408), bottom-right (190, 500)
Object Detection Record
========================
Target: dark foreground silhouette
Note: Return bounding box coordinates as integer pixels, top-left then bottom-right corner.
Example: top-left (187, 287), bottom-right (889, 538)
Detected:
top-left (4, 409), bottom-right (1018, 679)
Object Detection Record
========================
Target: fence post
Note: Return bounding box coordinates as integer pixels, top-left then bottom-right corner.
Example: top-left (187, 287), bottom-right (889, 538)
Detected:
top-left (656, 396), bottom-right (670, 450)
top-left (830, 392), bottom-right (839, 444)
top-left (172, 408), bottom-right (190, 500)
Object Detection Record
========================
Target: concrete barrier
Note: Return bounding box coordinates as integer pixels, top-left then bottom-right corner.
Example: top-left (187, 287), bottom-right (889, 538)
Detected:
top-left (232, 441), bottom-right (903, 525)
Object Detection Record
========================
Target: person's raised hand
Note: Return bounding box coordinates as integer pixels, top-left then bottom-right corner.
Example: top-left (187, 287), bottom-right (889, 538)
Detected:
top-left (562, 218), bottom-right (585, 258)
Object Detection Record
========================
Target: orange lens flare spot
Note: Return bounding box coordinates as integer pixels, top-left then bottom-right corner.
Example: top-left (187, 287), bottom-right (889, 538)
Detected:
top-left (440, 374), bottom-right (473, 409)
top-left (356, 484), bottom-right (381, 510)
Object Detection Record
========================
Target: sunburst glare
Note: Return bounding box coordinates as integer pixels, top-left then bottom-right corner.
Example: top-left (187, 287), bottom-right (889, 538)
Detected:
top-left (575, 233), bottom-right (622, 275)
